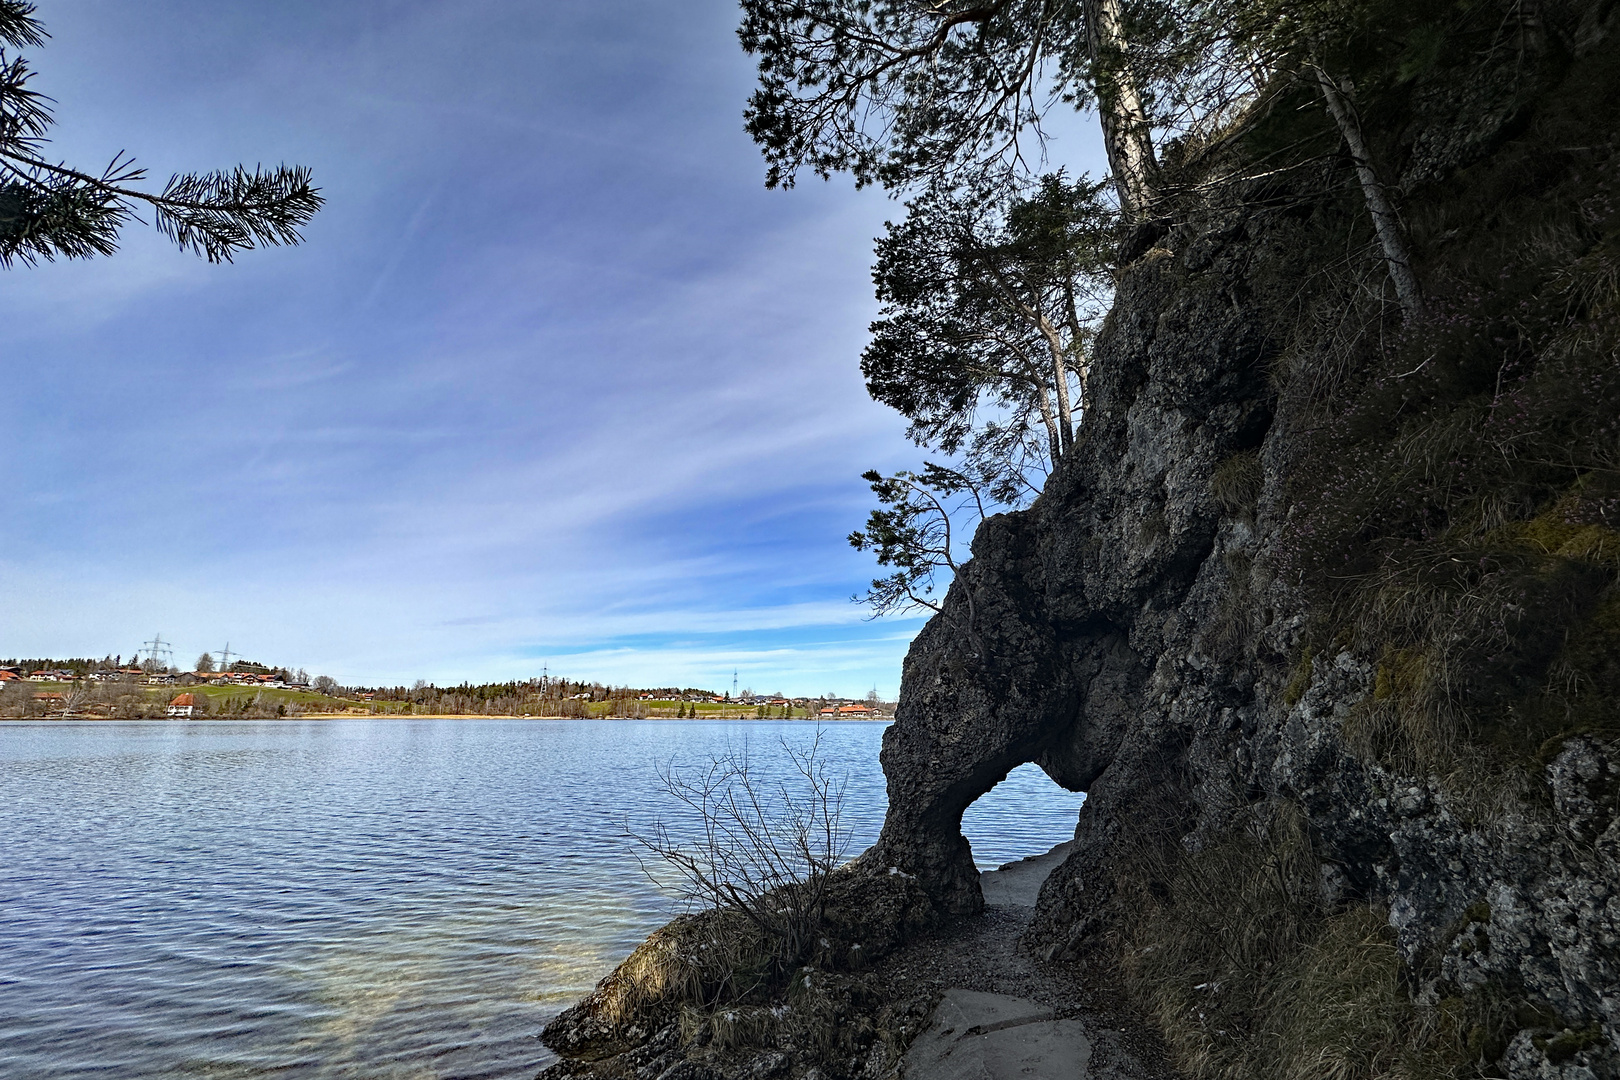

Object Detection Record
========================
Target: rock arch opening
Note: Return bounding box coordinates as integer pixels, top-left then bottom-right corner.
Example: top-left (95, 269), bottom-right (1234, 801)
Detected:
top-left (959, 762), bottom-right (1086, 871)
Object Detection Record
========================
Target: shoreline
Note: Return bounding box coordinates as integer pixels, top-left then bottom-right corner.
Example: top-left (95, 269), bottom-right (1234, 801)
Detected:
top-left (538, 838), bottom-right (1179, 1079)
top-left (0, 713), bottom-right (894, 723)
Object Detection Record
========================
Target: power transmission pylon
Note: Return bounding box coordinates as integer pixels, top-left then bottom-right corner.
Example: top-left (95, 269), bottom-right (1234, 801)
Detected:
top-left (141, 633), bottom-right (173, 670)
top-left (216, 642), bottom-right (238, 670)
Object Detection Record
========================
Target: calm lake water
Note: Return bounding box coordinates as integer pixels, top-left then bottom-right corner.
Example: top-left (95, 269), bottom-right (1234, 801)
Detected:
top-left (0, 718), bottom-right (1086, 1079)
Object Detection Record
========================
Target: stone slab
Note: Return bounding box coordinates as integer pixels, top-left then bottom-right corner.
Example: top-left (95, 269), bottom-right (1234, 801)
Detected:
top-left (901, 989), bottom-right (1092, 1079)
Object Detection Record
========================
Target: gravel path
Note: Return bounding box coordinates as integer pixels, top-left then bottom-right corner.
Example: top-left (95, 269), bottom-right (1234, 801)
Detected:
top-left (865, 846), bottom-right (1184, 1079)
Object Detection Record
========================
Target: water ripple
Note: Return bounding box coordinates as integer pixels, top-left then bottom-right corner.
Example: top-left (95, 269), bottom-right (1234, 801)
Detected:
top-left (1, 718), bottom-right (1082, 1078)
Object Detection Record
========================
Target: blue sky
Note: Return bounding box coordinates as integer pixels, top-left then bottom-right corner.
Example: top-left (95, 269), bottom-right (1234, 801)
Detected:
top-left (0, 1), bottom-right (1106, 696)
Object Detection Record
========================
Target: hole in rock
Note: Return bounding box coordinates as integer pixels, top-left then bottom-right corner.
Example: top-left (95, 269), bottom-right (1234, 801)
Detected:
top-left (960, 762), bottom-right (1086, 871)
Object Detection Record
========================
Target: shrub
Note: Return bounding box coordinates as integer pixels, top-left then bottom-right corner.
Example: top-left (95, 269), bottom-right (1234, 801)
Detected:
top-left (632, 729), bottom-right (852, 975)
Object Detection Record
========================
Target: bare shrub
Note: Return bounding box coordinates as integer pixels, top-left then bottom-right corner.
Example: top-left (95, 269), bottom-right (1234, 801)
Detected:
top-left (60, 681), bottom-right (93, 716)
top-left (598, 727), bottom-right (858, 1054)
top-left (549, 732), bottom-right (857, 1061)
top-left (0, 682), bottom-right (26, 717)
top-left (633, 729), bottom-right (851, 977)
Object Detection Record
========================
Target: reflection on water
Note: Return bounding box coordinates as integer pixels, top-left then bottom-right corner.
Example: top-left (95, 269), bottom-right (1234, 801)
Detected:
top-left (0, 718), bottom-right (1084, 1078)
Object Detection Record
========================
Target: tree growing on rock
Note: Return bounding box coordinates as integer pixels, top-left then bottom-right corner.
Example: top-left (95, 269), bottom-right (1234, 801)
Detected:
top-left (1110, 0), bottom-right (1429, 318)
top-left (739, 0), bottom-right (1438, 319)
top-left (852, 173), bottom-right (1114, 635)
top-left (849, 463), bottom-right (989, 659)
top-left (866, 171), bottom-right (1116, 488)
top-left (739, 0), bottom-right (1160, 214)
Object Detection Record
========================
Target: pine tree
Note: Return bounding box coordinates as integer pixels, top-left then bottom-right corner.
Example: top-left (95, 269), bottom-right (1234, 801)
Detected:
top-left (0, 2), bottom-right (322, 268)
top-left (865, 172), bottom-right (1116, 489)
top-left (738, 0), bottom-right (1160, 213)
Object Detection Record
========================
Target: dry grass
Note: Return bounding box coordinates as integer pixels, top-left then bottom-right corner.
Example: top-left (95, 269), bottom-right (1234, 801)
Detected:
top-left (1265, 12), bottom-right (1620, 785)
top-left (583, 909), bottom-right (773, 1030)
top-left (1212, 449), bottom-right (1264, 515)
top-left (1271, 908), bottom-right (1412, 1080)
top-left (684, 1002), bottom-right (780, 1050)
top-left (1202, 547), bottom-right (1258, 661)
top-left (1116, 801), bottom-right (1484, 1080)
top-left (1329, 495), bottom-right (1620, 779)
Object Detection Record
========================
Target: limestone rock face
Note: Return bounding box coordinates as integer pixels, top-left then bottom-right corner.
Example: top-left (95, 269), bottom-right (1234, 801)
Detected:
top-left (871, 207), bottom-right (1278, 917)
top-left (536, 8), bottom-right (1619, 1079)
top-left (870, 24), bottom-right (1620, 1077)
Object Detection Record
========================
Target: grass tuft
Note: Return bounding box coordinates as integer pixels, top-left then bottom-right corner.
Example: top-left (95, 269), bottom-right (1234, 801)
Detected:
top-left (1212, 449), bottom-right (1264, 515)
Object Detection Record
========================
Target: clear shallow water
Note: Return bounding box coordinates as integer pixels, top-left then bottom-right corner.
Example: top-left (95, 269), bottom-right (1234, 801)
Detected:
top-left (0, 718), bottom-right (1084, 1079)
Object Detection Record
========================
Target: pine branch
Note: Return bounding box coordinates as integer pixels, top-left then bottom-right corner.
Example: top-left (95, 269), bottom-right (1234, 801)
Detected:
top-left (0, 148), bottom-right (322, 263)
top-left (0, 167), bottom-right (126, 267)
top-left (0, 52), bottom-right (52, 143)
top-left (0, 1), bottom-right (44, 49)
top-left (155, 164), bottom-right (324, 261)
top-left (0, 3), bottom-right (321, 267)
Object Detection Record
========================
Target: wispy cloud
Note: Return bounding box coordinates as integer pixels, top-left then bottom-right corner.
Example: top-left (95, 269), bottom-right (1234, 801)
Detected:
top-left (0, 0), bottom-right (944, 698)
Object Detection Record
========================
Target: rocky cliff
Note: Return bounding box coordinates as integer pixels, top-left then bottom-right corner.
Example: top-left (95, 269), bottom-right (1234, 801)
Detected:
top-left (874, 3), bottom-right (1620, 1076)
top-left (542, 4), bottom-right (1619, 1077)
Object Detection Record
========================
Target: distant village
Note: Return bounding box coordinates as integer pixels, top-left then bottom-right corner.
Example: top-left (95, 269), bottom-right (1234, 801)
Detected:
top-left (0, 652), bottom-right (333, 720)
top-left (0, 651), bottom-right (893, 721)
top-left (1, 665), bottom-right (315, 689)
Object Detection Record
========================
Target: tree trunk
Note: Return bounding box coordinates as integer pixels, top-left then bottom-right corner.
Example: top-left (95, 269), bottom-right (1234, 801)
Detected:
top-left (1514, 0), bottom-right (1545, 57)
top-left (1052, 349), bottom-right (1075, 456)
top-left (1062, 279), bottom-right (1092, 432)
top-left (1026, 371), bottom-right (1063, 464)
top-left (1086, 0), bottom-right (1157, 217)
top-left (1312, 66), bottom-right (1426, 322)
top-left (1036, 314), bottom-right (1076, 455)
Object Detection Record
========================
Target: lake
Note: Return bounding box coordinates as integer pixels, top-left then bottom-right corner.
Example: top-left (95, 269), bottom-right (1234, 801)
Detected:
top-left (0, 718), bottom-right (1086, 1078)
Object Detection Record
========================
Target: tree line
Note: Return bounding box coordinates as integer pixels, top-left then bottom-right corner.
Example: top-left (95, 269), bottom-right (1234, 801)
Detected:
top-left (348, 680), bottom-right (825, 718)
top-left (354, 677), bottom-right (605, 716)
